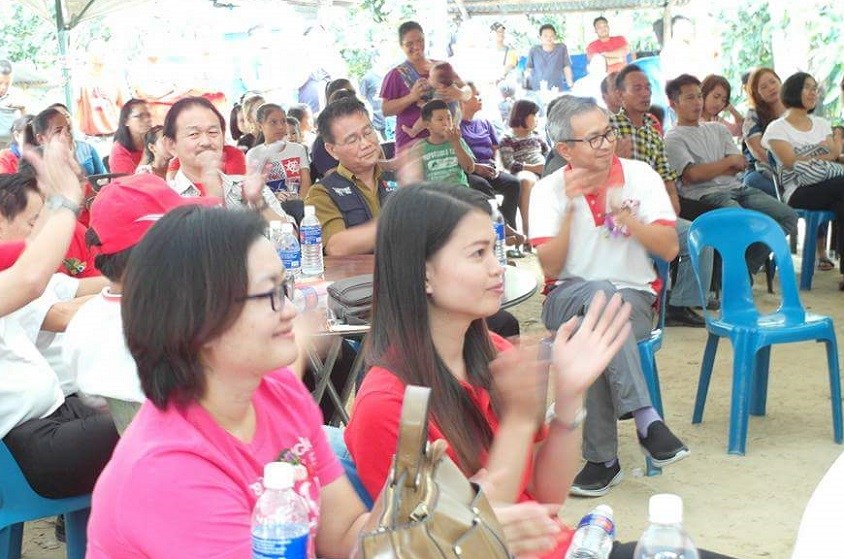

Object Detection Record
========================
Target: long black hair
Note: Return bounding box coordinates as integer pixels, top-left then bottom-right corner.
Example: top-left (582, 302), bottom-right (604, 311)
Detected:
top-left (366, 183), bottom-right (499, 474)
top-left (114, 99), bottom-right (147, 151)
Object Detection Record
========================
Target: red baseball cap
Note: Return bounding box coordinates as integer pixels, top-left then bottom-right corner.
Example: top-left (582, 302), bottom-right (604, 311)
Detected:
top-left (90, 174), bottom-right (220, 255)
top-left (0, 240), bottom-right (25, 271)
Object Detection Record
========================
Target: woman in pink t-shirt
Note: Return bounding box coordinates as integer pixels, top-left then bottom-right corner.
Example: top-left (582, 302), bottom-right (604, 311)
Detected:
top-left (86, 207), bottom-right (368, 559)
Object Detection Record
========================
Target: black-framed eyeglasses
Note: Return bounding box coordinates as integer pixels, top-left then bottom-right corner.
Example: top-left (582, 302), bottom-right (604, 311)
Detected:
top-left (238, 276), bottom-right (295, 312)
top-left (559, 127), bottom-right (619, 149)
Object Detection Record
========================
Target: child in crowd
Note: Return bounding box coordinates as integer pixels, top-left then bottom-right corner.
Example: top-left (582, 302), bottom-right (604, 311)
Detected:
top-left (402, 62), bottom-right (460, 138)
top-left (286, 116), bottom-right (302, 144)
top-left (498, 81), bottom-right (517, 125)
top-left (246, 103), bottom-right (311, 223)
top-left (135, 125), bottom-right (171, 179)
top-left (499, 99), bottom-right (549, 245)
top-left (414, 99), bottom-right (475, 187)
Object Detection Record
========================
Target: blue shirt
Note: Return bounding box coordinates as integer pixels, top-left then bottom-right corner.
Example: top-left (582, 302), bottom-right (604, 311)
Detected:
top-left (75, 141), bottom-right (106, 176)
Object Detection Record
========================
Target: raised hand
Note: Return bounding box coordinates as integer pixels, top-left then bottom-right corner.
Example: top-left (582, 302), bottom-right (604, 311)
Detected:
top-left (22, 137), bottom-right (84, 204)
top-left (489, 342), bottom-right (548, 426)
top-left (551, 291), bottom-right (632, 402)
top-left (242, 160), bottom-right (270, 206)
top-left (410, 78), bottom-right (431, 102)
top-left (563, 166), bottom-right (603, 199)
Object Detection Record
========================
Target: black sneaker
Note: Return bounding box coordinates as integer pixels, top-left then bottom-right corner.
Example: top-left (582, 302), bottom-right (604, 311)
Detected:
top-left (570, 461), bottom-right (623, 497)
top-left (638, 421), bottom-right (690, 467)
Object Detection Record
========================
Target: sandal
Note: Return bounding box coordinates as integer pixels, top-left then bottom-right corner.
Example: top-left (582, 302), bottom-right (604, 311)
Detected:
top-left (818, 256), bottom-right (835, 271)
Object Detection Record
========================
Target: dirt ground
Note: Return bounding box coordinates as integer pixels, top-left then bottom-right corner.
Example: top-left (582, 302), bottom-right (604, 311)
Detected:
top-left (20, 253), bottom-right (844, 559)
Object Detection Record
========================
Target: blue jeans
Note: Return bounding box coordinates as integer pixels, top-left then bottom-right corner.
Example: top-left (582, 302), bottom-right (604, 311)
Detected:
top-left (671, 218), bottom-right (714, 308)
top-left (743, 171), bottom-right (777, 198)
top-left (323, 425), bottom-right (374, 509)
top-left (699, 186), bottom-right (798, 272)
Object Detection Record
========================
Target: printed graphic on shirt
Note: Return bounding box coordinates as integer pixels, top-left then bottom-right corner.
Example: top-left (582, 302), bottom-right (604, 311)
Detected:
top-left (267, 157), bottom-right (303, 194)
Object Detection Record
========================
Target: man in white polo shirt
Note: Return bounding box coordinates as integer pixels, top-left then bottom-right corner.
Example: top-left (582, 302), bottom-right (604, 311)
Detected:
top-left (530, 95), bottom-right (689, 497)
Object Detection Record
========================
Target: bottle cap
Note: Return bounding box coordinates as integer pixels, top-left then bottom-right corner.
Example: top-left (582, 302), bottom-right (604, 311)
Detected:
top-left (648, 493), bottom-right (683, 524)
top-left (281, 222), bottom-right (294, 233)
top-left (487, 199), bottom-right (497, 212)
top-left (304, 205), bottom-right (316, 216)
top-left (594, 504), bottom-right (613, 519)
top-left (263, 461), bottom-right (295, 490)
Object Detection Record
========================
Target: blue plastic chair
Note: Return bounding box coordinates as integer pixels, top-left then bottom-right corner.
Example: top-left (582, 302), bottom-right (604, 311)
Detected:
top-left (794, 209), bottom-right (836, 291)
top-left (767, 151), bottom-right (836, 290)
top-left (0, 441), bottom-right (90, 559)
top-left (638, 258), bottom-right (670, 476)
top-left (688, 208), bottom-right (843, 455)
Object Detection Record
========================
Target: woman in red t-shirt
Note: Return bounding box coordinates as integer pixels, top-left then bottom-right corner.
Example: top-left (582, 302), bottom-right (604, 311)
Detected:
top-left (344, 183), bottom-right (633, 558)
top-left (108, 99), bottom-right (152, 174)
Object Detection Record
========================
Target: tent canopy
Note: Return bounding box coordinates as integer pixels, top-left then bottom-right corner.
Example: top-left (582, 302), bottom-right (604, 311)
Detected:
top-left (14, 0), bottom-right (150, 29)
top-left (449, 0), bottom-right (689, 15)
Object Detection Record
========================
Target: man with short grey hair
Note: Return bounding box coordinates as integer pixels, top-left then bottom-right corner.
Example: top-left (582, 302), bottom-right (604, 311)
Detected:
top-left (529, 95), bottom-right (690, 497)
top-left (0, 59), bottom-right (24, 146)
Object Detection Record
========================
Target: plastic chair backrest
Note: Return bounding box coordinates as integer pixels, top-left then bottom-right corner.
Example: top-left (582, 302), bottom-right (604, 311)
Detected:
top-left (688, 208), bottom-right (805, 325)
top-left (766, 151), bottom-right (785, 201)
top-left (653, 257), bottom-right (670, 330)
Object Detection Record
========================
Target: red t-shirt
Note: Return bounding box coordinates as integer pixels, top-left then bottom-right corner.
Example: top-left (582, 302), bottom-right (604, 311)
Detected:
top-left (586, 36), bottom-right (629, 73)
top-left (168, 145), bottom-right (247, 175)
top-left (108, 142), bottom-right (143, 174)
top-left (0, 241), bottom-right (25, 270)
top-left (345, 334), bottom-right (573, 556)
top-left (60, 222), bottom-right (100, 278)
top-left (0, 149), bottom-right (20, 174)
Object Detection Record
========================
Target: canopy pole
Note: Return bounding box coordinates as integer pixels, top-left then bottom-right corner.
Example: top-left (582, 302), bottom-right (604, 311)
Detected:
top-left (55, 0), bottom-right (73, 114)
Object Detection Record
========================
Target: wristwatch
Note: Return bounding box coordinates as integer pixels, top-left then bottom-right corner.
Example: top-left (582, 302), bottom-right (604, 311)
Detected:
top-left (546, 406), bottom-right (587, 432)
top-left (46, 195), bottom-right (81, 217)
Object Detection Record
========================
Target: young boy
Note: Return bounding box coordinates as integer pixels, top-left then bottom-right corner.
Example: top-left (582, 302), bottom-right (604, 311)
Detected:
top-left (415, 99), bottom-right (475, 187)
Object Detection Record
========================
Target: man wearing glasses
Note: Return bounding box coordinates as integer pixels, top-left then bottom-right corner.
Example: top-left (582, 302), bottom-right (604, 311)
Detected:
top-left (612, 64), bottom-right (715, 327)
top-left (529, 95), bottom-right (690, 497)
top-left (305, 97), bottom-right (390, 256)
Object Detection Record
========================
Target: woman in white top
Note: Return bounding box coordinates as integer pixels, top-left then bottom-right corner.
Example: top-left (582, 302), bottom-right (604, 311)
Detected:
top-left (762, 72), bottom-right (844, 287)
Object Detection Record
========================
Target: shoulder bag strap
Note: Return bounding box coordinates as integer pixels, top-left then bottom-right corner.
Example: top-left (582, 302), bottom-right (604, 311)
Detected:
top-left (393, 385), bottom-right (431, 489)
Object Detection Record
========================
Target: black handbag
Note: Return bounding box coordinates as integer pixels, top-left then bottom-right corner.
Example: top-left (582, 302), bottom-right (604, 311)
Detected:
top-left (327, 273), bottom-right (373, 324)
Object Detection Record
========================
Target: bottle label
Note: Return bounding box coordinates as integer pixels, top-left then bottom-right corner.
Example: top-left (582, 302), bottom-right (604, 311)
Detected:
top-left (493, 222), bottom-right (505, 242)
top-left (280, 249), bottom-right (301, 271)
top-left (300, 225), bottom-right (322, 246)
top-left (252, 531), bottom-right (308, 559)
top-left (294, 286), bottom-right (319, 311)
top-left (576, 513), bottom-right (616, 538)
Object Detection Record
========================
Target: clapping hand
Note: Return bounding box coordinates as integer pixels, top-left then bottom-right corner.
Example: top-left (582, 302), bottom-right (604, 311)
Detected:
top-left (489, 342), bottom-right (549, 426)
top-left (563, 166), bottom-right (602, 199)
top-left (22, 137), bottom-right (84, 204)
top-left (551, 291), bottom-right (631, 402)
top-left (242, 160), bottom-right (270, 207)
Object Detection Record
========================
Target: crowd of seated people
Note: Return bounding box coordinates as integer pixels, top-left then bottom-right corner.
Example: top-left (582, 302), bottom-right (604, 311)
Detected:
top-left (2, 14), bottom-right (843, 559)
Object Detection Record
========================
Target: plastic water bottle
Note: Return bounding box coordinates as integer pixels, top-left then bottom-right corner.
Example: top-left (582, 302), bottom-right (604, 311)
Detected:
top-left (634, 494), bottom-right (699, 559)
top-left (300, 205), bottom-right (324, 277)
top-left (488, 200), bottom-right (507, 267)
top-left (251, 462), bottom-right (309, 559)
top-left (564, 504), bottom-right (615, 559)
top-left (274, 222), bottom-right (301, 278)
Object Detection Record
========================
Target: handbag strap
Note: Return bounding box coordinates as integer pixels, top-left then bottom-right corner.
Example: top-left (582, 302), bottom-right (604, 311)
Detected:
top-left (393, 385), bottom-right (431, 489)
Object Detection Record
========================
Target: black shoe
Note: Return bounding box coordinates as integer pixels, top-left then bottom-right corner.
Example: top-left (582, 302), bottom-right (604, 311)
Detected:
top-left (706, 296), bottom-right (721, 311)
top-left (570, 461), bottom-right (623, 497)
top-left (638, 421), bottom-right (690, 467)
top-left (664, 306), bottom-right (706, 328)
top-left (55, 514), bottom-right (65, 543)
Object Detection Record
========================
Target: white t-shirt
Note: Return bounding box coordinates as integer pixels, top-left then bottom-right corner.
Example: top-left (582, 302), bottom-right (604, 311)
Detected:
top-left (762, 115), bottom-right (833, 201)
top-left (246, 141), bottom-right (309, 195)
top-left (64, 288), bottom-right (144, 403)
top-left (9, 273), bottom-right (80, 396)
top-left (0, 314), bottom-right (65, 438)
top-left (792, 451), bottom-right (844, 558)
top-left (529, 158), bottom-right (676, 294)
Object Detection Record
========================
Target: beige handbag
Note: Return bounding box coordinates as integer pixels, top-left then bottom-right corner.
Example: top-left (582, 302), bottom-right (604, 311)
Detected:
top-left (352, 385), bottom-right (512, 559)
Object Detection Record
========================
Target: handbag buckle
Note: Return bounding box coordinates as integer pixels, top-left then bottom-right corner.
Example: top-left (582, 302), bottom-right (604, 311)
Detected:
top-left (409, 502), bottom-right (429, 521)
